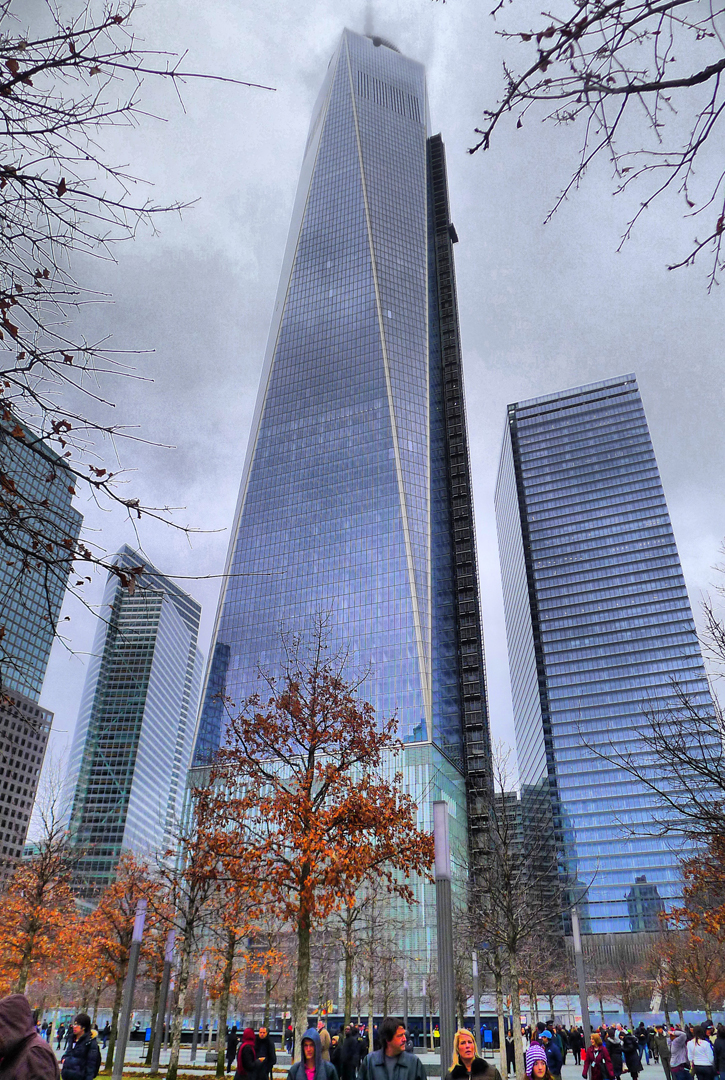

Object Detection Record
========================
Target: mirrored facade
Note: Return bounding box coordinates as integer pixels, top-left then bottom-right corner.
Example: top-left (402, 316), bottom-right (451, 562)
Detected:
top-left (190, 29), bottom-right (491, 958)
top-left (495, 374), bottom-right (714, 932)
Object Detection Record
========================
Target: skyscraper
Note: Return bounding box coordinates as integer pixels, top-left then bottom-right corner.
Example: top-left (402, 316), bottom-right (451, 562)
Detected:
top-left (0, 418), bottom-right (83, 701)
top-left (0, 690), bottom-right (52, 880)
top-left (495, 374), bottom-right (714, 933)
top-left (191, 28), bottom-right (490, 956)
top-left (68, 546), bottom-right (203, 896)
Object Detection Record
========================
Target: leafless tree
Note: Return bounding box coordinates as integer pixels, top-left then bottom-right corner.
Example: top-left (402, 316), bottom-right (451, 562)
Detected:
top-left (0, 0), bottom-right (270, 692)
top-left (472, 0), bottom-right (725, 287)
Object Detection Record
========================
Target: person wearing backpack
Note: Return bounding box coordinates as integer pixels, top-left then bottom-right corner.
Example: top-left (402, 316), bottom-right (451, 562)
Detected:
top-left (60, 1014), bottom-right (101, 1080)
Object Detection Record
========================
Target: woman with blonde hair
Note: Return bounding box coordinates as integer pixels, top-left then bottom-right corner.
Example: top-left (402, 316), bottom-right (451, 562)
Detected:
top-left (447, 1029), bottom-right (503, 1080)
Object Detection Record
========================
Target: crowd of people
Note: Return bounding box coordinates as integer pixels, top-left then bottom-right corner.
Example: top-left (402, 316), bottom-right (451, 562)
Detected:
top-left (519, 1018), bottom-right (725, 1080)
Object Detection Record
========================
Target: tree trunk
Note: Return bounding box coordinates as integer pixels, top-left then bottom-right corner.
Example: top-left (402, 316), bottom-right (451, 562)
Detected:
top-left (146, 977), bottom-right (162, 1066)
top-left (547, 995), bottom-right (554, 1021)
top-left (508, 949), bottom-right (526, 1080)
top-left (92, 983), bottom-right (103, 1030)
top-left (167, 931), bottom-right (194, 1080)
top-left (367, 969), bottom-right (374, 1055)
top-left (293, 908), bottom-right (312, 1065)
top-left (673, 984), bottom-right (684, 1025)
top-left (598, 993), bottom-right (605, 1026)
top-left (105, 975), bottom-right (125, 1074)
top-left (343, 933), bottom-right (354, 1028)
top-left (264, 977), bottom-right (272, 1028)
top-left (495, 964), bottom-right (507, 1078)
top-left (663, 995), bottom-right (671, 1026)
top-left (14, 922), bottom-right (38, 993)
top-left (216, 928), bottom-right (237, 1079)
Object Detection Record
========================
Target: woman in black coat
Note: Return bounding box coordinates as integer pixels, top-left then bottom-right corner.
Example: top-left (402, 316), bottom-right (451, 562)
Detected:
top-left (605, 1030), bottom-right (624, 1080)
top-left (622, 1033), bottom-right (641, 1080)
top-left (340, 1028), bottom-right (361, 1080)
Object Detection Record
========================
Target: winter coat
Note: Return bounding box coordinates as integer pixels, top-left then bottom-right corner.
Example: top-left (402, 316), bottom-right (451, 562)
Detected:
top-left (0, 995), bottom-right (60, 1080)
top-left (358, 1046), bottom-right (426, 1080)
top-left (341, 1034), bottom-right (361, 1080)
top-left (256, 1035), bottom-right (277, 1079)
top-left (237, 1029), bottom-right (260, 1080)
top-left (606, 1038), bottom-right (623, 1076)
top-left (622, 1035), bottom-right (641, 1077)
top-left (287, 1030), bottom-right (338, 1080)
top-left (545, 1042), bottom-right (563, 1076)
top-left (319, 1029), bottom-right (332, 1064)
top-left (570, 1033), bottom-right (584, 1057)
top-left (669, 1032), bottom-right (688, 1070)
top-left (448, 1058), bottom-right (502, 1080)
top-left (582, 1045), bottom-right (613, 1080)
top-left (60, 1032), bottom-right (101, 1080)
top-left (712, 1036), bottom-right (725, 1073)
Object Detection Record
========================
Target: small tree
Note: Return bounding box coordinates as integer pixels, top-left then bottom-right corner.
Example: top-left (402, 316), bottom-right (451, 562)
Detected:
top-left (195, 622), bottom-right (435, 1061)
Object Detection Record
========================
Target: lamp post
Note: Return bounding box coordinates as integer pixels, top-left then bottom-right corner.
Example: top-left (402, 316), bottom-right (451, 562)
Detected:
top-left (190, 953), bottom-right (207, 1064)
top-left (571, 908), bottom-right (591, 1043)
top-left (472, 952), bottom-right (481, 1052)
top-left (403, 971), bottom-right (409, 1035)
top-left (151, 929), bottom-right (175, 1074)
top-left (113, 898), bottom-right (147, 1080)
top-left (434, 801), bottom-right (455, 1074)
top-left (422, 978), bottom-right (428, 1051)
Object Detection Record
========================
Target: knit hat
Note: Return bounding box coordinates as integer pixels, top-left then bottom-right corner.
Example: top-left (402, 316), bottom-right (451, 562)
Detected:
top-left (526, 1044), bottom-right (548, 1075)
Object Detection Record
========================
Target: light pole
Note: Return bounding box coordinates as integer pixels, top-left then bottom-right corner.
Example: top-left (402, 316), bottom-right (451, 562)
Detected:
top-left (571, 907), bottom-right (591, 1043)
top-left (151, 929), bottom-right (175, 1074)
top-left (403, 970), bottom-right (409, 1035)
top-left (472, 952), bottom-right (481, 1050)
top-left (422, 978), bottom-right (428, 1050)
top-left (113, 898), bottom-right (147, 1080)
top-left (190, 953), bottom-right (207, 1064)
top-left (434, 801), bottom-right (455, 1074)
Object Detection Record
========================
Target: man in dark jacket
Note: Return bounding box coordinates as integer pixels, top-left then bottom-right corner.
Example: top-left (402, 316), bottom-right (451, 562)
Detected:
top-left (654, 1027), bottom-right (671, 1080)
top-left (0, 994), bottom-right (60, 1080)
top-left (358, 1017), bottom-right (426, 1080)
top-left (341, 1026), bottom-right (362, 1080)
top-left (227, 1026), bottom-right (239, 1074)
top-left (60, 1015), bottom-right (101, 1080)
top-left (256, 1027), bottom-right (277, 1080)
top-left (541, 1031), bottom-right (562, 1080)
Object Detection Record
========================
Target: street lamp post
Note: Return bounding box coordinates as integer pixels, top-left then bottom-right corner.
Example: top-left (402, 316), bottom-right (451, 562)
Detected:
top-left (434, 801), bottom-right (455, 1074)
top-left (112, 898), bottom-right (147, 1080)
top-left (472, 952), bottom-right (481, 1051)
top-left (190, 953), bottom-right (207, 1064)
top-left (403, 971), bottom-right (409, 1036)
top-left (571, 908), bottom-right (591, 1044)
top-left (151, 929), bottom-right (175, 1074)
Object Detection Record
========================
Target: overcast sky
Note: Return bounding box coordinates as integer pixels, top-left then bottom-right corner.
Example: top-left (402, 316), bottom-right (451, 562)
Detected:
top-left (35, 0), bottom-right (725, 784)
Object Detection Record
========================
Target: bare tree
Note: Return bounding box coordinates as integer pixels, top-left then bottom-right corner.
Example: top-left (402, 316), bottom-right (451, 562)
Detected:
top-left (472, 0), bottom-right (725, 286)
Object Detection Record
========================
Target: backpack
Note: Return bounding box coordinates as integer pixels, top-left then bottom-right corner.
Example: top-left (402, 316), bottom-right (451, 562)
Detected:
top-left (89, 1037), bottom-right (102, 1078)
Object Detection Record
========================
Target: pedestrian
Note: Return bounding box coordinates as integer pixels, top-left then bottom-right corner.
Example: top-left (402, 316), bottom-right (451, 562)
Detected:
top-left (605, 1029), bottom-right (624, 1080)
top-left (318, 1022), bottom-right (332, 1064)
top-left (526, 1052), bottom-right (553, 1080)
top-left (623, 1031), bottom-right (642, 1080)
top-left (227, 1026), bottom-right (239, 1074)
top-left (447, 1029), bottom-right (502, 1080)
top-left (540, 1032), bottom-right (562, 1080)
top-left (287, 1024), bottom-right (295, 1056)
top-left (286, 1029), bottom-right (338, 1080)
top-left (583, 1034), bottom-right (614, 1080)
top-left (654, 1027), bottom-right (671, 1080)
top-left (636, 1025), bottom-right (649, 1067)
top-left (236, 1028), bottom-right (260, 1080)
top-left (648, 1030), bottom-right (658, 1065)
top-left (0, 993), bottom-right (60, 1080)
top-left (256, 1026), bottom-right (277, 1080)
top-left (340, 1027), bottom-right (361, 1080)
top-left (99, 1024), bottom-right (110, 1051)
top-left (357, 1017), bottom-right (426, 1080)
top-left (506, 1034), bottom-right (516, 1077)
top-left (669, 1027), bottom-right (689, 1080)
top-left (570, 1029), bottom-right (584, 1065)
top-left (60, 1014), bottom-right (101, 1080)
top-left (57, 1025), bottom-right (66, 1051)
top-left (712, 1025), bottom-right (725, 1080)
top-left (559, 1028), bottom-right (570, 1066)
top-left (525, 1044), bottom-right (548, 1077)
top-left (687, 1027), bottom-right (715, 1080)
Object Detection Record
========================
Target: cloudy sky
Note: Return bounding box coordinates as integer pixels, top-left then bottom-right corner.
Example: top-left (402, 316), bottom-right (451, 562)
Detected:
top-left (36, 0), bottom-right (725, 780)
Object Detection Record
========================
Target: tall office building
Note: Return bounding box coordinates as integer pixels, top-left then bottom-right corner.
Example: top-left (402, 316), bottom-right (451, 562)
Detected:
top-left (495, 374), bottom-right (714, 933)
top-left (191, 28), bottom-right (490, 963)
top-left (0, 418), bottom-right (83, 701)
top-left (68, 546), bottom-right (203, 897)
top-left (0, 690), bottom-right (52, 880)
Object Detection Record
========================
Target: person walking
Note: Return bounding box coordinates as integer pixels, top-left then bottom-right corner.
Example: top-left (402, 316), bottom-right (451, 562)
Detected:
top-left (0, 994), bottom-right (60, 1080)
top-left (56, 1025), bottom-right (66, 1051)
top-left (623, 1031), bottom-right (642, 1080)
top-left (317, 1023), bottom-right (332, 1064)
top-left (687, 1027), bottom-right (715, 1080)
top-left (654, 1027), bottom-right (671, 1080)
top-left (357, 1017), bottom-right (426, 1080)
top-left (636, 1025), bottom-right (649, 1067)
top-left (606, 1029), bottom-right (624, 1080)
top-left (569, 1029), bottom-right (583, 1065)
top-left (582, 1034), bottom-right (614, 1080)
top-left (340, 1026), bottom-right (361, 1080)
top-left (226, 1026), bottom-right (239, 1074)
top-left (669, 1027), bottom-right (689, 1080)
top-left (540, 1032), bottom-right (562, 1080)
top-left (446, 1029), bottom-right (502, 1080)
top-left (236, 1028), bottom-right (260, 1080)
top-left (505, 1034), bottom-right (516, 1077)
top-left (256, 1026), bottom-right (277, 1080)
top-left (712, 1025), bottom-right (725, 1080)
top-left (60, 1014), bottom-right (101, 1080)
top-left (286, 1029), bottom-right (338, 1080)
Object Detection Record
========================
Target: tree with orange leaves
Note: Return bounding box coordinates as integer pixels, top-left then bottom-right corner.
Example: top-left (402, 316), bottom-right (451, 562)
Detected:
top-left (84, 852), bottom-right (158, 1072)
top-left (195, 621), bottom-right (435, 1060)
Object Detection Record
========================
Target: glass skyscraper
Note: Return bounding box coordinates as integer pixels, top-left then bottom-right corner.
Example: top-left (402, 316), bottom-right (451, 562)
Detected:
top-left (495, 374), bottom-right (714, 933)
top-left (68, 546), bottom-right (203, 897)
top-left (191, 29), bottom-right (490, 963)
top-left (0, 418), bottom-right (83, 701)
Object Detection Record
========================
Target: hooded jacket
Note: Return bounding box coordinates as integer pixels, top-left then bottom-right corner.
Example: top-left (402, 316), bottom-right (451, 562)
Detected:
top-left (237, 1028), bottom-right (259, 1080)
top-left (0, 994), bottom-right (60, 1080)
top-left (605, 1034), bottom-right (623, 1075)
top-left (286, 1029), bottom-right (338, 1080)
top-left (60, 1030), bottom-right (101, 1080)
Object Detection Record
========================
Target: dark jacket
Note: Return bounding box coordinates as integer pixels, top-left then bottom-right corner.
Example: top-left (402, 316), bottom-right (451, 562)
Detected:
top-left (448, 1059), bottom-right (502, 1080)
top-left (0, 995), bottom-right (60, 1080)
top-left (545, 1042), bottom-right (563, 1076)
top-left (287, 1030), bottom-right (338, 1080)
top-left (341, 1034), bottom-right (361, 1080)
top-left (582, 1045), bottom-right (613, 1080)
top-left (606, 1038), bottom-right (623, 1076)
top-left (712, 1036), bottom-right (725, 1073)
top-left (255, 1035), bottom-right (277, 1079)
top-left (622, 1035), bottom-right (641, 1076)
top-left (359, 1048), bottom-right (426, 1080)
top-left (655, 1035), bottom-right (671, 1063)
top-left (237, 1029), bottom-right (260, 1080)
top-left (60, 1031), bottom-right (100, 1080)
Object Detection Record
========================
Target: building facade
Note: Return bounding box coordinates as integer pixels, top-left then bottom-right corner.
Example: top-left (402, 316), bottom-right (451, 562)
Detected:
top-left (495, 374), bottom-right (714, 933)
top-left (190, 29), bottom-right (490, 970)
top-left (0, 420), bottom-right (83, 701)
top-left (68, 546), bottom-right (203, 896)
top-left (0, 689), bottom-right (52, 880)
